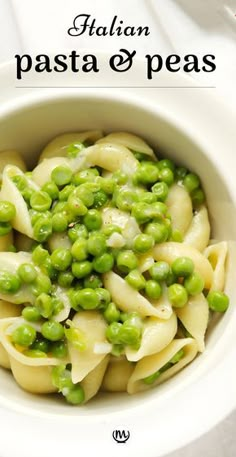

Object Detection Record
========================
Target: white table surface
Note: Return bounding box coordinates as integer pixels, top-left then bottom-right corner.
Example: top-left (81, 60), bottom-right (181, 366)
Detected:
top-left (0, 1), bottom-right (235, 456)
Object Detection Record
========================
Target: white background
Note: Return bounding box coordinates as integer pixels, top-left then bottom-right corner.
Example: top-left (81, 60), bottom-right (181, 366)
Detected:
top-left (0, 0), bottom-right (236, 456)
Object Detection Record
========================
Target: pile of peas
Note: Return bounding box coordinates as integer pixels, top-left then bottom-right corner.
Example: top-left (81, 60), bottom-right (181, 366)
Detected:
top-left (0, 143), bottom-right (230, 404)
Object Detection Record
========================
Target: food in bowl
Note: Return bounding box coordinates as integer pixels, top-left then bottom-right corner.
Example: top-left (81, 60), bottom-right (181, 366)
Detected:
top-left (0, 130), bottom-right (229, 405)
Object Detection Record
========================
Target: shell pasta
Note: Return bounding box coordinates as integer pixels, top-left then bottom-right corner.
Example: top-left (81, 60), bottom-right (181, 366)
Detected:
top-left (0, 131), bottom-right (230, 405)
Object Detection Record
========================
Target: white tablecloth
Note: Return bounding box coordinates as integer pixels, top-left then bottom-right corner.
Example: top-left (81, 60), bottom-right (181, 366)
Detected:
top-left (0, 1), bottom-right (236, 456)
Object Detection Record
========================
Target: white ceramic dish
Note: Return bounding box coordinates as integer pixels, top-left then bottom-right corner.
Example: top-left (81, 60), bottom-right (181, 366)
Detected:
top-left (0, 58), bottom-right (236, 457)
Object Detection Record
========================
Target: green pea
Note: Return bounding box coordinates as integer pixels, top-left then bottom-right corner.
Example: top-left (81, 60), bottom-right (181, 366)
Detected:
top-left (21, 187), bottom-right (34, 203)
top-left (11, 175), bottom-right (27, 191)
top-left (58, 271), bottom-right (74, 288)
top-left (22, 306), bottom-right (41, 322)
top-left (52, 201), bottom-right (68, 215)
top-left (119, 322), bottom-right (141, 347)
top-left (207, 291), bottom-right (229, 312)
top-left (30, 209), bottom-right (51, 226)
top-left (116, 250), bottom-right (138, 273)
top-left (158, 159), bottom-right (175, 172)
top-left (133, 152), bottom-right (152, 161)
top-left (96, 288), bottom-right (111, 308)
top-left (83, 209), bottom-right (102, 231)
top-left (67, 194), bottom-right (88, 217)
top-left (18, 263), bottom-right (37, 283)
top-left (31, 337), bottom-right (50, 353)
top-left (183, 173), bottom-right (200, 193)
top-left (35, 293), bottom-right (54, 318)
top-left (170, 229), bottom-right (183, 243)
top-left (158, 168), bottom-right (174, 186)
top-left (151, 202), bottom-right (168, 219)
top-left (143, 370), bottom-right (161, 384)
top-left (135, 163), bottom-right (159, 185)
top-left (33, 216), bottom-right (52, 242)
top-left (51, 365), bottom-right (74, 391)
top-left (59, 184), bottom-right (75, 202)
top-left (52, 213), bottom-right (68, 233)
top-left (170, 348), bottom-right (184, 364)
top-left (87, 232), bottom-right (107, 257)
top-left (104, 302), bottom-right (120, 323)
top-left (145, 280), bottom-right (162, 299)
top-left (111, 344), bottom-right (125, 357)
top-left (102, 224), bottom-right (121, 237)
top-left (144, 222), bottom-right (169, 243)
top-left (149, 261), bottom-right (170, 281)
top-left (125, 269), bottom-right (146, 290)
top-left (65, 385), bottom-right (85, 405)
top-left (76, 288), bottom-right (100, 310)
top-left (30, 191), bottom-right (52, 212)
top-left (51, 341), bottom-right (68, 358)
top-left (93, 190), bottom-right (108, 208)
top-left (116, 189), bottom-right (138, 212)
top-left (71, 238), bottom-right (87, 261)
top-left (151, 182), bottom-right (169, 201)
top-left (83, 273), bottom-right (102, 289)
top-left (0, 222), bottom-right (12, 236)
top-left (51, 165), bottom-right (73, 187)
top-left (184, 272), bottom-right (205, 296)
top-left (93, 253), bottom-right (114, 273)
top-left (0, 271), bottom-right (21, 294)
top-left (139, 192), bottom-right (157, 204)
top-left (106, 322), bottom-right (122, 344)
top-left (72, 168), bottom-right (99, 186)
top-left (131, 202), bottom-right (153, 224)
top-left (0, 201), bottom-right (16, 222)
top-left (175, 167), bottom-right (188, 181)
top-left (168, 283), bottom-right (188, 308)
top-left (42, 181), bottom-right (59, 200)
top-left (41, 321), bottom-right (64, 341)
top-left (133, 234), bottom-right (154, 253)
top-left (51, 248), bottom-right (72, 271)
top-left (74, 185), bottom-right (94, 207)
top-left (32, 244), bottom-right (49, 265)
top-left (68, 224), bottom-right (88, 243)
top-left (67, 141), bottom-right (86, 158)
top-left (72, 261), bottom-right (93, 279)
top-left (99, 177), bottom-right (115, 194)
top-left (113, 170), bottom-right (128, 185)
top-left (24, 349), bottom-right (47, 358)
top-left (12, 324), bottom-right (36, 347)
top-left (191, 188), bottom-right (205, 206)
top-left (172, 257), bottom-right (194, 278)
top-left (31, 273), bottom-right (52, 296)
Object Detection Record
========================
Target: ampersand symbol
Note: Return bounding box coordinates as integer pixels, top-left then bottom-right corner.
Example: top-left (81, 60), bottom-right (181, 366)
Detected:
top-left (109, 49), bottom-right (136, 72)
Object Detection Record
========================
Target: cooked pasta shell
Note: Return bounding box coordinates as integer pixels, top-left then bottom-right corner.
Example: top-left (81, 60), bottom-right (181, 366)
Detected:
top-left (39, 131), bottom-right (103, 162)
top-left (81, 355), bottom-right (110, 402)
top-left (0, 252), bottom-right (36, 304)
top-left (184, 206), bottom-right (210, 252)
top-left (101, 356), bottom-right (134, 392)
top-left (166, 184), bottom-right (193, 235)
top-left (204, 241), bottom-right (228, 291)
top-left (0, 300), bottom-right (22, 369)
top-left (10, 357), bottom-right (57, 393)
top-left (125, 313), bottom-right (177, 362)
top-left (127, 338), bottom-right (198, 394)
top-left (153, 242), bottom-right (213, 289)
top-left (0, 166), bottom-right (38, 238)
top-left (103, 271), bottom-right (167, 318)
top-left (68, 311), bottom-right (108, 383)
top-left (175, 294), bottom-right (209, 352)
top-left (96, 132), bottom-right (156, 159)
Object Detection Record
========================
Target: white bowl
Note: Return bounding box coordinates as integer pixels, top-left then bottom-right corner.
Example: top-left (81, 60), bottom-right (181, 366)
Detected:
top-left (0, 60), bottom-right (236, 457)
